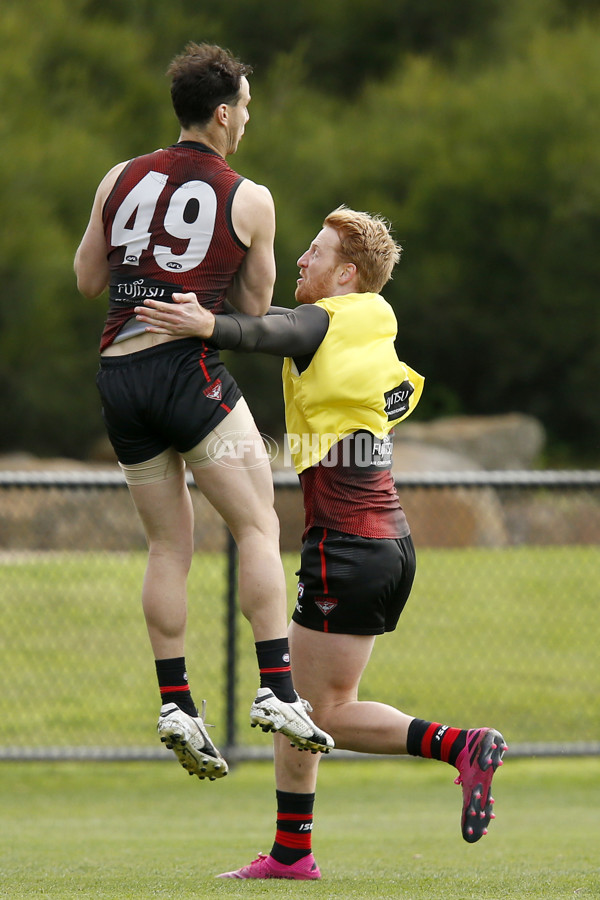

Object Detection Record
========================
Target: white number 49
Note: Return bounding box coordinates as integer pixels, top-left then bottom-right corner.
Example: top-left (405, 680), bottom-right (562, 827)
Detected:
top-left (110, 171), bottom-right (217, 273)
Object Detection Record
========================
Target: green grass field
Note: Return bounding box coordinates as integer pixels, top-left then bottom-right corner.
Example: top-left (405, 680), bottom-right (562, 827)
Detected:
top-left (1, 546), bottom-right (598, 751)
top-left (1, 757), bottom-right (598, 898)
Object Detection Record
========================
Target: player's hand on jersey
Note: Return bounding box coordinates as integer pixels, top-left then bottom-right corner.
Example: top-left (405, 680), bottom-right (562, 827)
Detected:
top-left (135, 292), bottom-right (216, 339)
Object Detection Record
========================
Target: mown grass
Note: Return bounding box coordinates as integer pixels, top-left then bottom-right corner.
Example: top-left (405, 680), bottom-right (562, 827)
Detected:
top-left (1, 757), bottom-right (598, 898)
top-left (0, 545), bottom-right (598, 751)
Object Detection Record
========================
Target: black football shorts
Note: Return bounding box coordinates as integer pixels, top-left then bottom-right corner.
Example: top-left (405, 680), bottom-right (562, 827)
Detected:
top-left (96, 338), bottom-right (242, 465)
top-left (292, 527), bottom-right (416, 635)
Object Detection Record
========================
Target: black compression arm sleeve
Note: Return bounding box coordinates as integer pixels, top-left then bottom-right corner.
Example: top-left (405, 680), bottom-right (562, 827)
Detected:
top-left (210, 304), bottom-right (329, 357)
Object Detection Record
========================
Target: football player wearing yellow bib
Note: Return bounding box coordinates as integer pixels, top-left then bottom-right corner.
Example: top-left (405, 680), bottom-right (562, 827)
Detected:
top-left (135, 207), bottom-right (507, 881)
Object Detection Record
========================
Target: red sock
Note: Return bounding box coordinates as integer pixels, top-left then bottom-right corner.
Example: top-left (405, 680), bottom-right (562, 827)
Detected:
top-left (270, 791), bottom-right (315, 865)
top-left (407, 718), bottom-right (467, 766)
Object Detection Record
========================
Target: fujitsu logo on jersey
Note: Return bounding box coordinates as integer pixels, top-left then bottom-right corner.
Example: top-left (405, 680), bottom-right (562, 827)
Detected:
top-left (372, 435), bottom-right (393, 467)
top-left (113, 277), bottom-right (173, 305)
top-left (384, 379), bottom-right (414, 420)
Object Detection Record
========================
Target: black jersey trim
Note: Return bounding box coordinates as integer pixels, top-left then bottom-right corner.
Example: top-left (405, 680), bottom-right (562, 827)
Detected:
top-left (171, 140), bottom-right (220, 156)
top-left (226, 177), bottom-right (248, 251)
top-left (102, 159), bottom-right (135, 221)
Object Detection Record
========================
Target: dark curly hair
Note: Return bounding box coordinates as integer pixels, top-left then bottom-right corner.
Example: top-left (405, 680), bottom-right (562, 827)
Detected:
top-left (167, 42), bottom-right (252, 129)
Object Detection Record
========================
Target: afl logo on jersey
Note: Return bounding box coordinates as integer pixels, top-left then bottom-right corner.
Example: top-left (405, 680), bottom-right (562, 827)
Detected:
top-left (166, 261), bottom-right (183, 270)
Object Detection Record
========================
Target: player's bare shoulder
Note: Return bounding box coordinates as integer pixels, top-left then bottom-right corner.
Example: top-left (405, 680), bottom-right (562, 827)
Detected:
top-left (231, 178), bottom-right (275, 247)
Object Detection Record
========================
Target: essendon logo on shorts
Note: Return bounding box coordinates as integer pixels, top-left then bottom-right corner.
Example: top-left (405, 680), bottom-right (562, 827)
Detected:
top-left (203, 379), bottom-right (223, 401)
top-left (315, 596), bottom-right (338, 616)
top-left (384, 379), bottom-right (414, 420)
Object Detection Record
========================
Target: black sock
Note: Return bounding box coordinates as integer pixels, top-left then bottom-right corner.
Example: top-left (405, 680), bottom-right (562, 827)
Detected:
top-left (407, 717), bottom-right (467, 766)
top-left (255, 638), bottom-right (296, 702)
top-left (155, 657), bottom-right (197, 717)
top-left (270, 790), bottom-right (315, 865)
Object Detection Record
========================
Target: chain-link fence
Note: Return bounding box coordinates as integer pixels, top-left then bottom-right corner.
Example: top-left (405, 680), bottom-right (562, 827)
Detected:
top-left (1, 469), bottom-right (598, 760)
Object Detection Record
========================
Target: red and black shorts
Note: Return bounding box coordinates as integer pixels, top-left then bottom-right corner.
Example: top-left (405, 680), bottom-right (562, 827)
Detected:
top-left (292, 527), bottom-right (416, 635)
top-left (96, 338), bottom-right (242, 465)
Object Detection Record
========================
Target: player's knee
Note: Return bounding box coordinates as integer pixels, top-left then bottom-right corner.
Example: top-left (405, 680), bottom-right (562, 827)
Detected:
top-left (147, 541), bottom-right (194, 572)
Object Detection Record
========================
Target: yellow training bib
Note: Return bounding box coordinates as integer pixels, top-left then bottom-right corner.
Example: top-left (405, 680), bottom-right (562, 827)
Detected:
top-left (282, 293), bottom-right (424, 473)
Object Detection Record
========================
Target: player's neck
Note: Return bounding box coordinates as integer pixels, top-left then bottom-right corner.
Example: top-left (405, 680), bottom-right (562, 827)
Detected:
top-left (178, 127), bottom-right (225, 158)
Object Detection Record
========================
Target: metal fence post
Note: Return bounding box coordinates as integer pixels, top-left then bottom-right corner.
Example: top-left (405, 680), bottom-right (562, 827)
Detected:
top-left (225, 527), bottom-right (238, 751)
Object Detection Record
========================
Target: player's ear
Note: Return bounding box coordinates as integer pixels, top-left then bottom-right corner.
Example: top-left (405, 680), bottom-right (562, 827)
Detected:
top-left (339, 262), bottom-right (357, 285)
top-left (215, 104), bottom-right (228, 126)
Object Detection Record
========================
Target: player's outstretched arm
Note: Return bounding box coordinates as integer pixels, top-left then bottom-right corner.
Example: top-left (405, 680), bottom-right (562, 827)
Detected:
top-left (210, 303), bottom-right (329, 357)
top-left (135, 295), bottom-right (329, 358)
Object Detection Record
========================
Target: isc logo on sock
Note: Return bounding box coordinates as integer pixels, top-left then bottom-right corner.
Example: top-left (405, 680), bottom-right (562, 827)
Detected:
top-left (434, 725), bottom-right (449, 742)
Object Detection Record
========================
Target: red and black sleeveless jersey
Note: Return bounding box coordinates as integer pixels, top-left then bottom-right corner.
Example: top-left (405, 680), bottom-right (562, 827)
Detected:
top-left (299, 431), bottom-right (410, 540)
top-left (100, 141), bottom-right (247, 350)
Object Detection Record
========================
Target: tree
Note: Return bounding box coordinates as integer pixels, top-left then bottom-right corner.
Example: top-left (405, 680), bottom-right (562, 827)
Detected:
top-left (0, 0), bottom-right (598, 462)
top-left (0, 0), bottom-right (169, 455)
top-left (229, 22), bottom-right (600, 459)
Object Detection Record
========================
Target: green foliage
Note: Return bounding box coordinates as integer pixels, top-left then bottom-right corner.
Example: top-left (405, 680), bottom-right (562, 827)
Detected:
top-left (196, 0), bottom-right (505, 95)
top-left (0, 0), bottom-right (598, 460)
top-left (339, 24), bottom-right (600, 452)
top-left (229, 21), bottom-right (600, 454)
top-left (0, 0), bottom-right (169, 455)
